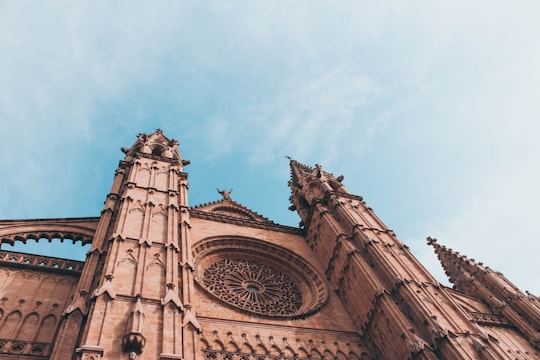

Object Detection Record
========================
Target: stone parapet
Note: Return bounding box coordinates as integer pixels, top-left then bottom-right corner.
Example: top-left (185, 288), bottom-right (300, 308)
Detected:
top-left (0, 250), bottom-right (84, 273)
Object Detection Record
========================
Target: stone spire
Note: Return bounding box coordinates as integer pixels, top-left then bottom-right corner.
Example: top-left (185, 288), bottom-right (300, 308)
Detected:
top-left (288, 159), bottom-right (345, 191)
top-left (428, 237), bottom-right (540, 349)
top-left (288, 159), bottom-right (347, 225)
top-left (288, 158), bottom-right (314, 187)
top-left (426, 236), bottom-right (487, 288)
top-left (287, 160), bottom-right (490, 358)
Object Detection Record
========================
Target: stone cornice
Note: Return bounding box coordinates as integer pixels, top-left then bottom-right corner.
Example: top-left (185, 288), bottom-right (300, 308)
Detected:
top-left (197, 316), bottom-right (361, 337)
top-left (189, 209), bottom-right (302, 235)
top-left (131, 152), bottom-right (182, 165)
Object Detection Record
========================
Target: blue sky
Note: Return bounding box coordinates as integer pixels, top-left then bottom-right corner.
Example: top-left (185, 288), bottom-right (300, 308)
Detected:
top-left (1, 2), bottom-right (539, 294)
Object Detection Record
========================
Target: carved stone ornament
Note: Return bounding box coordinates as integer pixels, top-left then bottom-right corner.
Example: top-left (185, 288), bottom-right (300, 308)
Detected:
top-left (193, 237), bottom-right (328, 318)
top-left (202, 258), bottom-right (303, 316)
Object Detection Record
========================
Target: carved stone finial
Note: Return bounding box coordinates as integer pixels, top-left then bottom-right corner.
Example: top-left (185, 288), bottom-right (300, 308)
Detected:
top-left (426, 237), bottom-right (437, 245)
top-left (217, 188), bottom-right (233, 200)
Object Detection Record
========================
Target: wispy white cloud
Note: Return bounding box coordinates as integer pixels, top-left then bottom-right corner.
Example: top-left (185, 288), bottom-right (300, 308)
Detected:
top-left (241, 68), bottom-right (381, 165)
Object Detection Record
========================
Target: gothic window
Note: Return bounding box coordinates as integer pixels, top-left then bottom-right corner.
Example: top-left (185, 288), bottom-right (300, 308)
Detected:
top-left (203, 258), bottom-right (303, 317)
top-left (193, 237), bottom-right (328, 319)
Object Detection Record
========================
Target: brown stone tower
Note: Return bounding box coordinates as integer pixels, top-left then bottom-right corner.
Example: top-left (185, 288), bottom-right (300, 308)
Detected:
top-left (0, 130), bottom-right (538, 359)
top-left (287, 160), bottom-right (539, 359)
top-left (52, 130), bottom-right (193, 359)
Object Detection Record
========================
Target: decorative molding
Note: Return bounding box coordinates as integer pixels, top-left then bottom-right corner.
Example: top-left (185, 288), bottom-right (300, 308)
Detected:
top-left (160, 353), bottom-right (184, 360)
top-left (64, 290), bottom-right (89, 316)
top-left (0, 339), bottom-right (51, 357)
top-left (0, 250), bottom-right (84, 274)
top-left (161, 283), bottom-right (184, 310)
top-left (93, 275), bottom-right (116, 299)
top-left (189, 210), bottom-right (301, 235)
top-left (76, 344), bottom-right (105, 359)
top-left (469, 312), bottom-right (512, 327)
top-left (0, 217), bottom-right (98, 246)
top-left (183, 306), bottom-right (202, 333)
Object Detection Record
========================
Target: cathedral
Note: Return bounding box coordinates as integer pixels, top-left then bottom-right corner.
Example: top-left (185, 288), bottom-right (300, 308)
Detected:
top-left (0, 130), bottom-right (538, 360)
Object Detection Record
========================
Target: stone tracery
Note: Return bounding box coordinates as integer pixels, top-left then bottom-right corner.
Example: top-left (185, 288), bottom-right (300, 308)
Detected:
top-left (193, 237), bottom-right (328, 319)
top-left (202, 258), bottom-right (303, 317)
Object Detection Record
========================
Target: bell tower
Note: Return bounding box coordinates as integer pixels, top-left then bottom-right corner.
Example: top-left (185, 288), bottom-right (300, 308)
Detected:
top-left (52, 130), bottom-right (195, 360)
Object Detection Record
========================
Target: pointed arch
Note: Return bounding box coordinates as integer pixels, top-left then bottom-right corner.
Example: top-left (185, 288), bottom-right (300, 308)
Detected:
top-left (241, 340), bottom-right (254, 354)
top-left (0, 310), bottom-right (21, 338)
top-left (36, 275), bottom-right (57, 300)
top-left (323, 348), bottom-right (335, 359)
top-left (150, 206), bottom-right (167, 241)
top-left (146, 253), bottom-right (165, 269)
top-left (136, 163), bottom-right (152, 187)
top-left (199, 336), bottom-right (210, 350)
top-left (57, 276), bottom-right (77, 286)
top-left (154, 168), bottom-right (169, 190)
top-left (271, 344), bottom-right (282, 356)
top-left (35, 314), bottom-right (57, 342)
top-left (27, 272), bottom-right (42, 281)
top-left (17, 312), bottom-right (40, 340)
top-left (151, 145), bottom-right (166, 157)
top-left (255, 343), bottom-right (268, 355)
top-left (360, 351), bottom-right (373, 360)
top-left (115, 249), bottom-right (137, 295)
top-left (226, 340), bottom-right (240, 353)
top-left (310, 347), bottom-right (323, 359)
top-left (283, 345), bottom-right (296, 358)
top-left (212, 338), bottom-right (225, 351)
top-left (9, 269), bottom-right (26, 285)
top-left (296, 346), bottom-right (309, 358)
top-left (143, 253), bottom-right (165, 298)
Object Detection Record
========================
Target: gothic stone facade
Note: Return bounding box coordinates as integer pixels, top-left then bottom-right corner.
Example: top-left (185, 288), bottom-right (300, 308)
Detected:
top-left (0, 130), bottom-right (539, 360)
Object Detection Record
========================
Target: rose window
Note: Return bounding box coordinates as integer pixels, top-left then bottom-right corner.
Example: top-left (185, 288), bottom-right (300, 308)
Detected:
top-left (193, 237), bottom-right (328, 319)
top-left (202, 258), bottom-right (303, 316)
